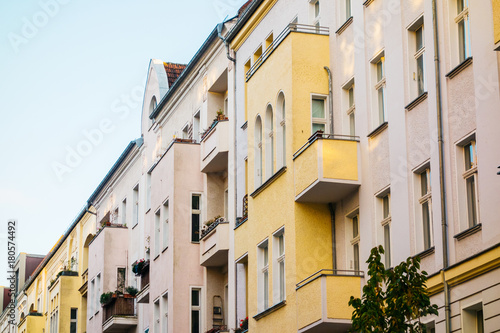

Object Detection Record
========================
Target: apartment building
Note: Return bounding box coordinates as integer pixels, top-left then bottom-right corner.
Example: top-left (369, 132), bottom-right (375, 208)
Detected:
top-left (226, 0), bottom-right (500, 332)
top-left (14, 209), bottom-right (95, 333)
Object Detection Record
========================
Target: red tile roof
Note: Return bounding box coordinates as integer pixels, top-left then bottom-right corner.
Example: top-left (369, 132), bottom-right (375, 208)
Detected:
top-left (163, 62), bottom-right (187, 87)
top-left (238, 0), bottom-right (253, 17)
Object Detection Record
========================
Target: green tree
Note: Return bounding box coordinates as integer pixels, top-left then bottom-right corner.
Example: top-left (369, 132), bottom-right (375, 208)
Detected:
top-left (348, 245), bottom-right (438, 333)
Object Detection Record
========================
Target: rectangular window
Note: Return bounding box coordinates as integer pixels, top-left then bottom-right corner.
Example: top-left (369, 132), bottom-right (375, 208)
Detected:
top-left (456, 0), bottom-right (470, 63)
top-left (415, 25), bottom-right (425, 95)
top-left (347, 84), bottom-right (355, 136)
top-left (345, 0), bottom-right (351, 20)
top-left (191, 289), bottom-right (201, 333)
top-left (463, 304), bottom-right (484, 333)
top-left (146, 173), bottom-right (151, 211)
top-left (121, 198), bottom-right (127, 225)
top-left (89, 279), bottom-right (95, 317)
top-left (155, 209), bottom-right (161, 256)
top-left (154, 299), bottom-right (160, 333)
top-left (182, 124), bottom-right (189, 140)
top-left (95, 274), bottom-right (101, 314)
top-left (375, 58), bottom-right (386, 125)
top-left (420, 168), bottom-right (433, 250)
top-left (463, 141), bottom-right (478, 228)
top-left (258, 240), bottom-right (269, 311)
top-left (191, 195), bottom-right (201, 242)
top-left (351, 215), bottom-right (360, 271)
top-left (117, 267), bottom-right (126, 293)
top-left (273, 229), bottom-right (285, 303)
top-left (377, 191), bottom-right (391, 267)
top-left (312, 97), bottom-right (327, 134)
top-left (70, 308), bottom-right (77, 333)
top-left (162, 293), bottom-right (168, 333)
top-left (163, 200), bottom-right (169, 250)
top-left (193, 111), bottom-right (201, 143)
top-left (133, 185), bottom-right (139, 227)
top-left (224, 189), bottom-right (229, 220)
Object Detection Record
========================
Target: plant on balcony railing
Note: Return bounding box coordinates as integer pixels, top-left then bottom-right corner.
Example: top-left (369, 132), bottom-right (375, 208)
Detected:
top-left (125, 286), bottom-right (138, 297)
top-left (200, 216), bottom-right (225, 239)
top-left (242, 194), bottom-right (248, 220)
top-left (234, 317), bottom-right (248, 333)
top-left (100, 292), bottom-right (114, 306)
top-left (101, 289), bottom-right (136, 306)
top-left (131, 259), bottom-right (148, 276)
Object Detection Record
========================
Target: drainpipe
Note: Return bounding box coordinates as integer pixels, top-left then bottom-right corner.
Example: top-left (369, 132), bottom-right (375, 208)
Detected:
top-left (217, 20), bottom-right (237, 331)
top-left (329, 203), bottom-right (337, 270)
top-left (432, 1), bottom-right (451, 332)
top-left (85, 202), bottom-right (97, 215)
top-left (324, 66), bottom-right (334, 134)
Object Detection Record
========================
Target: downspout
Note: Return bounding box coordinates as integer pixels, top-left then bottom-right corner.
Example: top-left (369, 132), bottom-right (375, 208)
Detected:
top-left (85, 202), bottom-right (97, 215)
top-left (218, 21), bottom-right (237, 331)
top-left (432, 1), bottom-right (451, 333)
top-left (329, 203), bottom-right (337, 270)
top-left (324, 67), bottom-right (334, 134)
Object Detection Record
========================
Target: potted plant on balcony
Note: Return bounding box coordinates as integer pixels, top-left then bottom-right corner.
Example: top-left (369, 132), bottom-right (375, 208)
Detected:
top-left (235, 317), bottom-right (248, 332)
top-left (216, 109), bottom-right (225, 121)
top-left (132, 259), bottom-right (147, 276)
top-left (125, 286), bottom-right (138, 297)
top-left (100, 292), bottom-right (114, 306)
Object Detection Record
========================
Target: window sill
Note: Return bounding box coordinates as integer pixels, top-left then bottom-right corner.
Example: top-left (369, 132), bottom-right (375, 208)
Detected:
top-left (250, 166), bottom-right (287, 198)
top-left (414, 246), bottom-right (435, 260)
top-left (454, 223), bottom-right (482, 241)
top-left (335, 16), bottom-right (353, 35)
top-left (367, 121), bottom-right (388, 138)
top-left (132, 223), bottom-right (138, 230)
top-left (235, 217), bottom-right (248, 230)
top-left (253, 300), bottom-right (286, 321)
top-left (241, 121), bottom-right (248, 130)
top-left (445, 57), bottom-right (473, 79)
top-left (153, 254), bottom-right (160, 261)
top-left (145, 208), bottom-right (151, 215)
top-left (363, 0), bottom-right (375, 7)
top-left (162, 246), bottom-right (168, 254)
top-left (405, 92), bottom-right (428, 111)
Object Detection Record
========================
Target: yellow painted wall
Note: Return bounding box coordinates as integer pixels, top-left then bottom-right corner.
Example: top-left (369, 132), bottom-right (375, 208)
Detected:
top-left (241, 29), bottom-right (332, 332)
top-left (326, 275), bottom-right (361, 320)
top-left (296, 278), bottom-right (322, 330)
top-left (294, 140), bottom-right (319, 196)
top-left (493, 0), bottom-right (500, 44)
top-left (322, 140), bottom-right (358, 181)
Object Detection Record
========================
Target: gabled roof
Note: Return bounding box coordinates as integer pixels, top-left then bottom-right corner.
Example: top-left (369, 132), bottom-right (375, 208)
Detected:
top-left (163, 62), bottom-right (186, 87)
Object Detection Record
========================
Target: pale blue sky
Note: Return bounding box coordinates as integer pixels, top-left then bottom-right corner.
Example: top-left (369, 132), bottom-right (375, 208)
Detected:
top-left (0, 0), bottom-right (246, 286)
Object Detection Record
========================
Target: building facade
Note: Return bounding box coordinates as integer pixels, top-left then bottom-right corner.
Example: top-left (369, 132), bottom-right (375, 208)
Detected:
top-left (11, 0), bottom-right (500, 332)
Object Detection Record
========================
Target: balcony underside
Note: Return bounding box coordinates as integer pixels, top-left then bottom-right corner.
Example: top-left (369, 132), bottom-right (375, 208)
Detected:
top-left (202, 151), bottom-right (228, 173)
top-left (201, 248), bottom-right (229, 267)
top-left (136, 284), bottom-right (149, 304)
top-left (295, 180), bottom-right (359, 203)
top-left (102, 316), bottom-right (138, 332)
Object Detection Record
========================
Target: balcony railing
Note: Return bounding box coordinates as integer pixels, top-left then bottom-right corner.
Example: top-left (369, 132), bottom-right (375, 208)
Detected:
top-left (102, 296), bottom-right (137, 332)
top-left (246, 23), bottom-right (329, 81)
top-left (296, 269), bottom-right (363, 332)
top-left (293, 132), bottom-right (360, 203)
top-left (200, 220), bottom-right (230, 267)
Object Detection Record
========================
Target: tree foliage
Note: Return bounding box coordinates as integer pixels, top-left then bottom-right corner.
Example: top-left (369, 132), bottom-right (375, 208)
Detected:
top-left (348, 246), bottom-right (438, 333)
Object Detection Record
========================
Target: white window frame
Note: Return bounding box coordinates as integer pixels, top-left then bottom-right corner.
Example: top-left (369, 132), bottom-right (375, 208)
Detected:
top-left (277, 92), bottom-right (286, 169)
top-left (133, 184), bottom-right (139, 228)
top-left (342, 77), bottom-right (355, 136)
top-left (257, 239), bottom-right (269, 312)
top-left (162, 199), bottom-right (169, 251)
top-left (376, 187), bottom-right (391, 268)
top-left (70, 308), bottom-right (77, 333)
top-left (311, 95), bottom-right (328, 135)
top-left (265, 104), bottom-right (275, 179)
top-left (161, 292), bottom-right (169, 333)
top-left (419, 167), bottom-right (433, 250)
top-left (455, 0), bottom-right (471, 63)
top-left (121, 198), bottom-right (127, 225)
top-left (154, 208), bottom-right (161, 257)
top-left (191, 194), bottom-right (202, 243)
top-left (146, 173), bottom-right (152, 211)
top-left (370, 51), bottom-right (386, 129)
top-left (272, 228), bottom-right (285, 303)
top-left (193, 110), bottom-right (201, 143)
top-left (190, 287), bottom-right (202, 333)
top-left (154, 298), bottom-right (160, 333)
top-left (310, 0), bottom-right (321, 28)
top-left (347, 210), bottom-right (360, 272)
top-left (181, 123), bottom-right (189, 140)
top-left (255, 116), bottom-right (263, 188)
top-left (408, 16), bottom-right (426, 99)
top-left (462, 140), bottom-right (478, 229)
top-left (462, 302), bottom-right (484, 333)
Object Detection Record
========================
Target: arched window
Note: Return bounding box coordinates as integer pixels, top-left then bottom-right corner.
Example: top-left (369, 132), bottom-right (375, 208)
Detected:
top-left (277, 92), bottom-right (286, 169)
top-left (149, 96), bottom-right (157, 115)
top-left (255, 116), bottom-right (263, 188)
top-left (265, 105), bottom-right (274, 179)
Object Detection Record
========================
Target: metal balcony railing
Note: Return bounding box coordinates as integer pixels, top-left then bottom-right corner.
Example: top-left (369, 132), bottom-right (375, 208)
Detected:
top-left (245, 23), bottom-right (329, 81)
top-left (293, 132), bottom-right (360, 160)
top-left (296, 269), bottom-right (364, 290)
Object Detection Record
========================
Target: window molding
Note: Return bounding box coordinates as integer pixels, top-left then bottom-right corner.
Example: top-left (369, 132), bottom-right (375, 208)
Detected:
top-left (250, 166), bottom-right (287, 198)
top-left (445, 56), bottom-right (473, 79)
top-left (367, 121), bottom-right (388, 138)
top-left (405, 92), bottom-right (428, 111)
top-left (335, 16), bottom-right (353, 35)
top-left (454, 223), bottom-right (482, 241)
top-left (253, 300), bottom-right (286, 321)
top-left (363, 0), bottom-right (375, 7)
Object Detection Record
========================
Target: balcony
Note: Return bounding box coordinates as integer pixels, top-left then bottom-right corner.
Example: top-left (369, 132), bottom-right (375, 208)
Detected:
top-left (79, 269), bottom-right (88, 296)
top-left (136, 262), bottom-right (150, 304)
top-left (102, 296), bottom-right (137, 332)
top-left (200, 120), bottom-right (229, 173)
top-left (200, 219), bottom-right (230, 267)
top-left (296, 270), bottom-right (363, 332)
top-left (17, 312), bottom-right (44, 332)
top-left (293, 134), bottom-right (360, 203)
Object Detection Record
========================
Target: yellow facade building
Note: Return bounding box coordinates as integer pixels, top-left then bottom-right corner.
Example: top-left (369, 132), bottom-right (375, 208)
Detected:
top-left (17, 208), bottom-right (95, 333)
